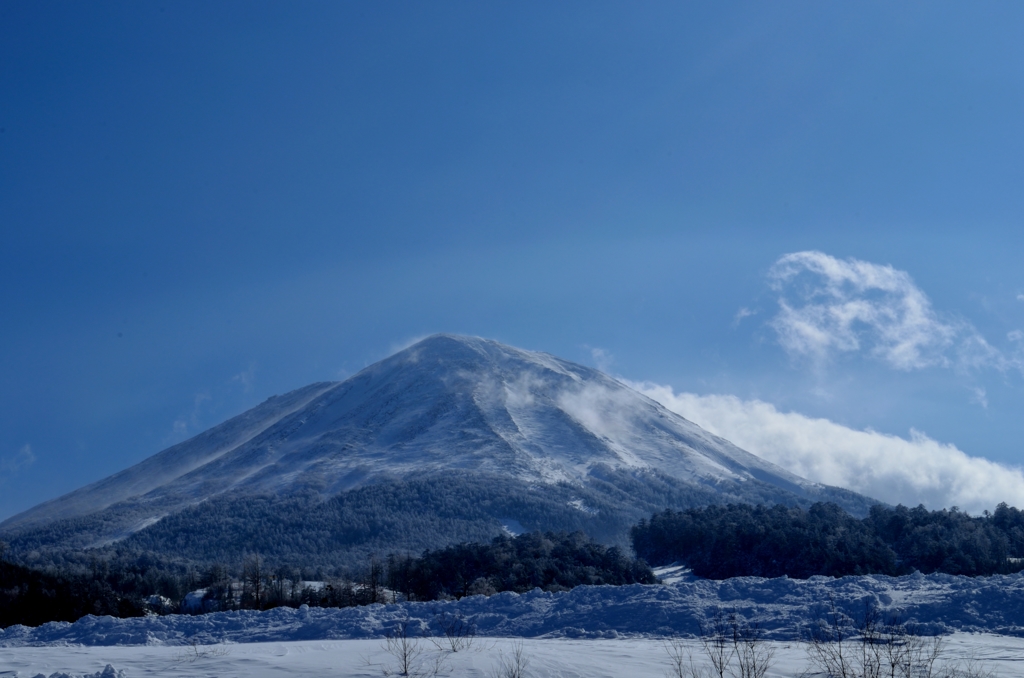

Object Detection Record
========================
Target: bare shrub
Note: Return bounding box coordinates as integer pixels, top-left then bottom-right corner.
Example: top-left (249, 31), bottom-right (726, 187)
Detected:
top-left (903, 629), bottom-right (944, 678)
top-left (804, 596), bottom-right (997, 678)
top-left (382, 620), bottom-right (425, 677)
top-left (171, 638), bottom-right (229, 664)
top-left (700, 608), bottom-right (736, 678)
top-left (492, 640), bottom-right (529, 678)
top-left (430, 609), bottom-right (475, 653)
top-left (678, 608), bottom-right (776, 678)
top-left (733, 618), bottom-right (775, 678)
top-left (379, 619), bottom-right (452, 678)
top-left (806, 594), bottom-right (859, 678)
top-left (664, 638), bottom-right (708, 678)
top-left (944, 653), bottom-right (997, 678)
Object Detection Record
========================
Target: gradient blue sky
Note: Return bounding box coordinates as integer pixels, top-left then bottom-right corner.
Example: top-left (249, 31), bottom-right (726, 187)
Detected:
top-left (3, 2), bottom-right (1024, 519)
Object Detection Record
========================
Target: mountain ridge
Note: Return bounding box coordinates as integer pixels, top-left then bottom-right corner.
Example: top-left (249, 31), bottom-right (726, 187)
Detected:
top-left (0, 334), bottom-right (876, 564)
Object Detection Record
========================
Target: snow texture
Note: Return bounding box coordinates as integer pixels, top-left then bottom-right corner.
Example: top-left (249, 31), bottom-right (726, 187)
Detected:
top-left (3, 635), bottom-right (1022, 678)
top-left (5, 571), bottom-right (1024, 649)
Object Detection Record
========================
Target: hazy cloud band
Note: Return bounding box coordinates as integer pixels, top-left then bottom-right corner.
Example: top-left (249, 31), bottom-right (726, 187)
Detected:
top-left (632, 381), bottom-right (1024, 514)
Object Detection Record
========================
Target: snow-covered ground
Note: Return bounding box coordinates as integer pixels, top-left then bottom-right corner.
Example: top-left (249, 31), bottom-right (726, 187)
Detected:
top-left (6, 570), bottom-right (1024, 647)
top-left (2, 635), bottom-right (1022, 678)
top-left (5, 570), bottom-right (1024, 676)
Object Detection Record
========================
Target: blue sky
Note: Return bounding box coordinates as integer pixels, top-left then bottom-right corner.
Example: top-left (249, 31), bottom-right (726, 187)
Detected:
top-left (3, 2), bottom-right (1024, 519)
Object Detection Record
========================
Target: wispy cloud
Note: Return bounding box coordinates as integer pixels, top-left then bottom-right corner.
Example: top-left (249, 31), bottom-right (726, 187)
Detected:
top-left (768, 251), bottom-right (1016, 373)
top-left (390, 334), bottom-right (435, 357)
top-left (969, 387), bottom-right (988, 409)
top-left (631, 382), bottom-right (1024, 514)
top-left (0, 444), bottom-right (36, 481)
top-left (169, 392), bottom-right (212, 442)
top-left (232, 364), bottom-right (256, 393)
top-left (588, 347), bottom-right (614, 373)
top-left (733, 307), bottom-right (756, 327)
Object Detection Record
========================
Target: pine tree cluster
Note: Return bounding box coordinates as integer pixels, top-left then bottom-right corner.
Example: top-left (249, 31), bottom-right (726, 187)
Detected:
top-left (631, 502), bottom-right (1024, 578)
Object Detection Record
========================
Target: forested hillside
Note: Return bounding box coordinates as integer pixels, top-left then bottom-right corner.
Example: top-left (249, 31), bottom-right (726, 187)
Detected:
top-left (6, 468), bottom-right (850, 572)
top-left (631, 502), bottom-right (1024, 578)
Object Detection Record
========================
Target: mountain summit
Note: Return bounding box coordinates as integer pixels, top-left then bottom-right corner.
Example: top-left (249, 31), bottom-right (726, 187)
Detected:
top-left (1, 335), bottom-right (874, 565)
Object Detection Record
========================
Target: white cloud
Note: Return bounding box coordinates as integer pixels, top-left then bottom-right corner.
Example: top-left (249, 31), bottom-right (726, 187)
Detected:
top-left (589, 347), bottom-right (614, 373)
top-left (168, 392), bottom-right (212, 442)
top-left (232, 364), bottom-right (256, 392)
top-left (769, 251), bottom-right (1015, 373)
top-left (733, 307), bottom-right (756, 326)
top-left (0, 444), bottom-right (35, 479)
top-left (1018, 294), bottom-right (1024, 302)
top-left (969, 387), bottom-right (988, 409)
top-left (631, 381), bottom-right (1024, 514)
top-left (389, 334), bottom-right (435, 358)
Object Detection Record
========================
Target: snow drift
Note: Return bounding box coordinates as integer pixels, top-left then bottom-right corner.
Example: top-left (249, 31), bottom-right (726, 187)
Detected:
top-left (4, 571), bottom-right (1024, 647)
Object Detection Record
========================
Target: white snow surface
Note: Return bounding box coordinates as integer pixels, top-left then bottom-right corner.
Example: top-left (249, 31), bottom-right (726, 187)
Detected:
top-left (5, 572), bottom-right (1024, 649)
top-left (3, 635), bottom-right (1022, 678)
top-left (2, 334), bottom-right (825, 537)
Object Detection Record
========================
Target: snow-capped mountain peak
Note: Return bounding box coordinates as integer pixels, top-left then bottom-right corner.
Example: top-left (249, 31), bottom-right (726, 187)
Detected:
top-left (1, 334), bottom-right (863, 543)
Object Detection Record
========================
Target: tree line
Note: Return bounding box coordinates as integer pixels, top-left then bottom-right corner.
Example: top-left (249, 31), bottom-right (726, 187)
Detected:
top-left (191, 530), bottom-right (655, 611)
top-left (0, 551), bottom-right (146, 628)
top-left (2, 467), bottom-right (875, 573)
top-left (9, 497), bottom-right (1024, 628)
top-left (386, 530), bottom-right (656, 601)
top-left (631, 501), bottom-right (1024, 578)
top-left (0, 530), bottom-right (653, 627)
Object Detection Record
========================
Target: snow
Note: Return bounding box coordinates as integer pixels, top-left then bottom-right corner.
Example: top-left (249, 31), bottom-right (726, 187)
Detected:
top-left (653, 564), bottom-right (691, 585)
top-left (6, 571), bottom-right (1024, 649)
top-left (5, 571), bottom-right (1024, 675)
top-left (567, 499), bottom-right (598, 514)
top-left (180, 590), bottom-right (208, 614)
top-left (499, 519), bottom-right (525, 536)
top-left (2, 635), bottom-right (1021, 678)
top-left (0, 381), bottom-right (338, 532)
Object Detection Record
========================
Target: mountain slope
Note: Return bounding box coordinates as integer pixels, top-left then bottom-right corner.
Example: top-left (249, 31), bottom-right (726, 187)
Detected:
top-left (0, 335), bottom-right (876, 563)
top-left (3, 382), bottom-right (337, 531)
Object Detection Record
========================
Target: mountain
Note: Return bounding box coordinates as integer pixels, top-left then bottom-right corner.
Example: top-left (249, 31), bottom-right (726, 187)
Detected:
top-left (0, 335), bottom-right (875, 567)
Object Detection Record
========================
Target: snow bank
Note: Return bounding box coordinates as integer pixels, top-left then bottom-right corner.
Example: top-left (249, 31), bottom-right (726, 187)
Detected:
top-left (4, 572), bottom-right (1024, 647)
top-left (21, 666), bottom-right (124, 678)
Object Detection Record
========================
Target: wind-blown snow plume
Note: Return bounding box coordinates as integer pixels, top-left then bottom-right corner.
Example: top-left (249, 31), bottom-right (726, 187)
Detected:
top-left (768, 251), bottom-right (1016, 372)
top-left (631, 382), bottom-right (1024, 513)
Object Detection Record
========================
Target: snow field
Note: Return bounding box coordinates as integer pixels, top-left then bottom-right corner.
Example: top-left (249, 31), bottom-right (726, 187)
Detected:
top-left (2, 635), bottom-right (1022, 678)
top-left (6, 570), bottom-right (1024, 676)
top-left (6, 571), bottom-right (1024, 648)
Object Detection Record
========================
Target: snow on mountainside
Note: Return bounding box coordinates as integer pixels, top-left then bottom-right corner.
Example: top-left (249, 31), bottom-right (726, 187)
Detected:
top-left (1, 382), bottom-right (337, 531)
top-left (0, 335), bottom-right (871, 548)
